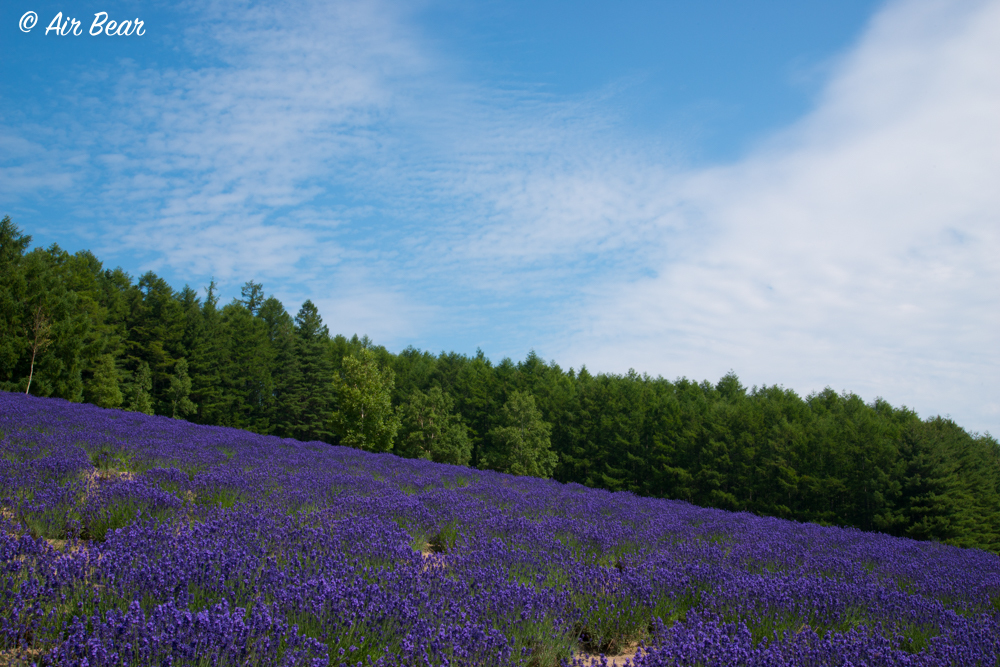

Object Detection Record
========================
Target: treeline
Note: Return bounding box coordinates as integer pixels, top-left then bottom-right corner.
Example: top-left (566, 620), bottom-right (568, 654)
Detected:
top-left (3, 216), bottom-right (1000, 552)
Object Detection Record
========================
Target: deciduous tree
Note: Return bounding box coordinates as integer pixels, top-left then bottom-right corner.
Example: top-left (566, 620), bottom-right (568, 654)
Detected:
top-left (481, 390), bottom-right (557, 478)
top-left (331, 348), bottom-right (400, 452)
top-left (396, 386), bottom-right (472, 465)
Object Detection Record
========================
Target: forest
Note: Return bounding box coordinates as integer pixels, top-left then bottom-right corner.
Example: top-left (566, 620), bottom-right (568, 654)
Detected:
top-left (3, 214), bottom-right (999, 553)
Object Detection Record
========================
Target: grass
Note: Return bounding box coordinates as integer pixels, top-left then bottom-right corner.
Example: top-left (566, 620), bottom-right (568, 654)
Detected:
top-left (428, 521), bottom-right (460, 554)
top-left (194, 486), bottom-right (247, 510)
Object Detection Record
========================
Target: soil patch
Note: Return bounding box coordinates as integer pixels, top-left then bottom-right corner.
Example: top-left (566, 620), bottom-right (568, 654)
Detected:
top-left (573, 643), bottom-right (645, 666)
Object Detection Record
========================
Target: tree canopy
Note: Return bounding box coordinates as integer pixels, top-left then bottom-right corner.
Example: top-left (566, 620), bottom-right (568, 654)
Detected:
top-left (3, 215), bottom-right (999, 552)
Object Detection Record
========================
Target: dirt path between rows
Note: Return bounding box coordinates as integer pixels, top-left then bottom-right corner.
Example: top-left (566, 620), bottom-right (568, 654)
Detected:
top-left (573, 643), bottom-right (645, 666)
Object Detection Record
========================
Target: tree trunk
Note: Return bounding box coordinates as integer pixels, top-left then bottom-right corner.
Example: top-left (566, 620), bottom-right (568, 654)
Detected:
top-left (25, 305), bottom-right (51, 395)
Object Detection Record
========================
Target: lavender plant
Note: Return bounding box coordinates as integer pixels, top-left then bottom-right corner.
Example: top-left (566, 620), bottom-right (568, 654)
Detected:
top-left (2, 391), bottom-right (999, 666)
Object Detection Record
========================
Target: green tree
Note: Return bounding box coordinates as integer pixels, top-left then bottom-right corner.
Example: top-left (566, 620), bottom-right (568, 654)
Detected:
top-left (85, 353), bottom-right (123, 409)
top-left (331, 348), bottom-right (400, 452)
top-left (390, 346), bottom-right (439, 404)
top-left (259, 296), bottom-right (301, 437)
top-left (481, 390), bottom-right (558, 478)
top-left (123, 361), bottom-right (153, 415)
top-left (0, 216), bottom-right (31, 386)
top-left (218, 303), bottom-right (273, 431)
top-left (127, 272), bottom-right (187, 412)
top-left (24, 304), bottom-right (52, 394)
top-left (435, 349), bottom-right (501, 466)
top-left (183, 282), bottom-right (226, 424)
top-left (292, 300), bottom-right (335, 441)
top-left (897, 418), bottom-right (1000, 551)
top-left (12, 245), bottom-right (100, 400)
top-left (167, 357), bottom-right (197, 419)
top-left (240, 280), bottom-right (264, 315)
top-left (396, 386), bottom-right (472, 465)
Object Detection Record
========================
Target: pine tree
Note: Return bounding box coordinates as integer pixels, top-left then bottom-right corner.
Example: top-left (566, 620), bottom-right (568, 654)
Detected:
top-left (184, 282), bottom-right (226, 424)
top-left (291, 300), bottom-right (334, 442)
top-left (167, 357), bottom-right (197, 419)
top-left (437, 349), bottom-right (500, 467)
top-left (259, 296), bottom-right (301, 437)
top-left (123, 361), bottom-right (153, 415)
top-left (85, 353), bottom-right (123, 409)
top-left (218, 303), bottom-right (274, 431)
top-left (0, 216), bottom-right (31, 387)
top-left (240, 280), bottom-right (264, 315)
top-left (127, 272), bottom-right (186, 413)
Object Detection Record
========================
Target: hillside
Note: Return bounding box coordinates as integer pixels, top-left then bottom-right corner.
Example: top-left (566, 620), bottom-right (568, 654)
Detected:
top-left (3, 217), bottom-right (999, 553)
top-left (2, 391), bottom-right (999, 666)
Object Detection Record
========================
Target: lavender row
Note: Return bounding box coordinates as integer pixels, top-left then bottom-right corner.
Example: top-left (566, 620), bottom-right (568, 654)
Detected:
top-left (2, 392), bottom-right (999, 666)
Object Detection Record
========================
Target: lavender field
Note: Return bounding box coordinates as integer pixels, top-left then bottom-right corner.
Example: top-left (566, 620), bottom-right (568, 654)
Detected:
top-left (2, 392), bottom-right (1000, 666)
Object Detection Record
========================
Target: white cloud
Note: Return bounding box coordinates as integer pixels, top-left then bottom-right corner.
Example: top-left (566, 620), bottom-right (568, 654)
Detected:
top-left (559, 0), bottom-right (1000, 435)
top-left (5, 0), bottom-right (434, 334)
top-left (0, 126), bottom-right (82, 199)
top-left (310, 287), bottom-right (438, 344)
top-left (5, 0), bottom-right (997, 434)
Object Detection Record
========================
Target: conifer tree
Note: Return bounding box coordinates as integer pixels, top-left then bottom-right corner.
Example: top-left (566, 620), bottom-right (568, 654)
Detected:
top-left (291, 300), bottom-right (334, 442)
top-left (259, 296), bottom-right (300, 437)
top-left (123, 361), bottom-right (153, 415)
top-left (437, 349), bottom-right (500, 467)
top-left (167, 357), bottom-right (197, 419)
top-left (0, 216), bottom-right (31, 389)
top-left (185, 282), bottom-right (226, 424)
top-left (85, 353), bottom-right (123, 409)
top-left (240, 280), bottom-right (264, 315)
top-left (219, 303), bottom-right (273, 431)
top-left (127, 272), bottom-right (186, 412)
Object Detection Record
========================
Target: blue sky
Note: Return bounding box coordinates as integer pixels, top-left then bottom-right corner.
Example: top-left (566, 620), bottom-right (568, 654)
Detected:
top-left (3, 0), bottom-right (999, 435)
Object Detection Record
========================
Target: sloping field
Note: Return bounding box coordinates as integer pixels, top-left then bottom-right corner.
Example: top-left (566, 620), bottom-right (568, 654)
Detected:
top-left (2, 392), bottom-right (999, 666)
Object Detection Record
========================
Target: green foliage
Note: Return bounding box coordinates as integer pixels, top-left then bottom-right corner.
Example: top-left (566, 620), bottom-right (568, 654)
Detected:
top-left (218, 303), bottom-right (274, 431)
top-left (428, 521), bottom-right (460, 553)
top-left (182, 282), bottom-right (225, 425)
top-left (481, 390), bottom-right (558, 478)
top-left (330, 348), bottom-right (400, 452)
top-left (395, 386), bottom-right (472, 465)
top-left (896, 418), bottom-right (1000, 551)
top-left (3, 241), bottom-right (108, 400)
top-left (0, 216), bottom-right (32, 390)
top-left (240, 279), bottom-right (265, 315)
top-left (4, 215), bottom-right (1000, 552)
top-left (127, 271), bottom-right (186, 410)
top-left (167, 357), bottom-right (197, 419)
top-left (18, 498), bottom-right (81, 540)
top-left (259, 296), bottom-right (300, 437)
top-left (123, 361), bottom-right (154, 415)
top-left (292, 300), bottom-right (335, 442)
top-left (86, 353), bottom-right (123, 409)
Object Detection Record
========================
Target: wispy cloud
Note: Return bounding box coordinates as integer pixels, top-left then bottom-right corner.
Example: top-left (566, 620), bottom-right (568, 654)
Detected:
top-left (3, 0), bottom-right (997, 433)
top-left (560, 0), bottom-right (1000, 434)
